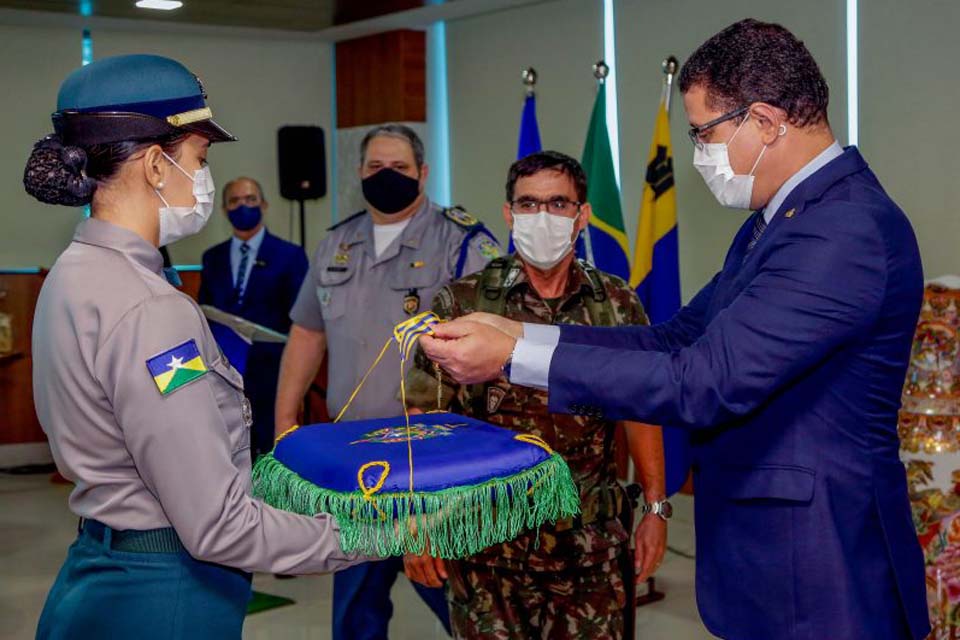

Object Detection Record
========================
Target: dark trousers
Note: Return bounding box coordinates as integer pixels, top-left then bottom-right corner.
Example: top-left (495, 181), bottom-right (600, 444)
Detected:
top-left (333, 558), bottom-right (451, 639)
top-left (37, 523), bottom-right (252, 639)
top-left (244, 343), bottom-right (283, 460)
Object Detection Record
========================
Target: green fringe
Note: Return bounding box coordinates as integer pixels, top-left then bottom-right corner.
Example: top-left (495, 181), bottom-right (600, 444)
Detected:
top-left (251, 452), bottom-right (581, 559)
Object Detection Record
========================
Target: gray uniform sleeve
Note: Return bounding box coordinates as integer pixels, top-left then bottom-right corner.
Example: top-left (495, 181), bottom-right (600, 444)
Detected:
top-left (448, 229), bottom-right (500, 280)
top-left (290, 255), bottom-right (326, 331)
top-left (94, 293), bottom-right (368, 573)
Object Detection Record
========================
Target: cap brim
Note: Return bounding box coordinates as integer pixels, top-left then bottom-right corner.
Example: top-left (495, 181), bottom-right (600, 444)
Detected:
top-left (182, 118), bottom-right (236, 143)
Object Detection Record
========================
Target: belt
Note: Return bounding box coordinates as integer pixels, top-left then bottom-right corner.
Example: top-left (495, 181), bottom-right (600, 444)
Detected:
top-left (79, 518), bottom-right (184, 554)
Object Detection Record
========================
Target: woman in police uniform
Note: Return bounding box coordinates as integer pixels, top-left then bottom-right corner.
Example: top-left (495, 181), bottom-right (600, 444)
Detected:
top-left (25, 55), bottom-right (364, 639)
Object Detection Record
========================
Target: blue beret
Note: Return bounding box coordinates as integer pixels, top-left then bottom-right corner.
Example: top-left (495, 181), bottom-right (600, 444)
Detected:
top-left (53, 54), bottom-right (235, 146)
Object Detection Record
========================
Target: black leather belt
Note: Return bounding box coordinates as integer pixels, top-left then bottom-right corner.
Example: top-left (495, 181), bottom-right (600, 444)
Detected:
top-left (79, 518), bottom-right (183, 554)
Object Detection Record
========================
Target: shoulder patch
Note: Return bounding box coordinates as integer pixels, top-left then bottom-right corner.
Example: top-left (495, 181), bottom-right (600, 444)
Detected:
top-left (326, 210), bottom-right (366, 232)
top-left (476, 236), bottom-right (501, 260)
top-left (146, 339), bottom-right (208, 395)
top-left (443, 206), bottom-right (480, 229)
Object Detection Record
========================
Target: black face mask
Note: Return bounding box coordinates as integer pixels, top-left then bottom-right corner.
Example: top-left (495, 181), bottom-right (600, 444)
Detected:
top-left (361, 168), bottom-right (421, 214)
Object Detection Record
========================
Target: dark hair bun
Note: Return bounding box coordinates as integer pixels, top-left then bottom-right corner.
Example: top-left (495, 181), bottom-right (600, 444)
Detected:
top-left (23, 135), bottom-right (98, 206)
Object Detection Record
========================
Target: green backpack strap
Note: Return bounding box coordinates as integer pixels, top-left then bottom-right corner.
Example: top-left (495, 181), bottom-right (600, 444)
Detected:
top-left (577, 260), bottom-right (616, 327)
top-left (465, 258), bottom-right (521, 414)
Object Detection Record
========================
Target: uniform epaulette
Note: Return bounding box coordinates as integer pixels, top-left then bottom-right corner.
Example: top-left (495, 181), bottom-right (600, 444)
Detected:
top-left (442, 206), bottom-right (481, 230)
top-left (326, 210), bottom-right (366, 232)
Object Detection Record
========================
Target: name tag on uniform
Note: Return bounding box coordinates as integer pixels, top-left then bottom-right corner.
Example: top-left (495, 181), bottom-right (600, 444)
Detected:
top-left (316, 286), bottom-right (332, 307)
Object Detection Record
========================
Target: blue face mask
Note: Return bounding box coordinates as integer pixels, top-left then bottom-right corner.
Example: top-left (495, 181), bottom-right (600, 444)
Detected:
top-left (227, 204), bottom-right (262, 231)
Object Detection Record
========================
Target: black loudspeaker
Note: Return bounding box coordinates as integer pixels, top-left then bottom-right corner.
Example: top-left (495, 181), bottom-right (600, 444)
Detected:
top-left (278, 126), bottom-right (327, 201)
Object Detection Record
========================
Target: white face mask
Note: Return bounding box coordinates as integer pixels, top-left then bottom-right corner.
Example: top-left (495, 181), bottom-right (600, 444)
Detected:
top-left (692, 114), bottom-right (771, 210)
top-left (511, 210), bottom-right (578, 270)
top-left (155, 153), bottom-right (216, 247)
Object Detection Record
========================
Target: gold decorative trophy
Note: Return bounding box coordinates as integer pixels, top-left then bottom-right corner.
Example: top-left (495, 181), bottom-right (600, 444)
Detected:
top-left (900, 277), bottom-right (960, 638)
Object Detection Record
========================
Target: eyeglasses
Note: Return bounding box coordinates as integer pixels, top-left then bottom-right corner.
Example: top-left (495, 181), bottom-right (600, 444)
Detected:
top-left (688, 106), bottom-right (749, 149)
top-left (510, 197), bottom-right (582, 217)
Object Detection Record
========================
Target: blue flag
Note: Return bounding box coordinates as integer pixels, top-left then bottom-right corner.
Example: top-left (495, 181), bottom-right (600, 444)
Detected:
top-left (517, 93), bottom-right (542, 160)
top-left (510, 94), bottom-right (543, 253)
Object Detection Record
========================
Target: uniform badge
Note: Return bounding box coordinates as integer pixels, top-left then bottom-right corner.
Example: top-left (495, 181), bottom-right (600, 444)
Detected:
top-left (443, 207), bottom-right (478, 227)
top-left (403, 289), bottom-right (421, 316)
top-left (784, 208), bottom-right (796, 218)
top-left (410, 260), bottom-right (425, 269)
top-left (146, 339), bottom-right (208, 396)
top-left (334, 252), bottom-right (350, 266)
top-left (339, 242), bottom-right (350, 252)
top-left (486, 386), bottom-right (506, 414)
top-left (241, 396), bottom-right (253, 428)
top-left (478, 237), bottom-right (500, 260)
top-left (317, 286), bottom-right (332, 307)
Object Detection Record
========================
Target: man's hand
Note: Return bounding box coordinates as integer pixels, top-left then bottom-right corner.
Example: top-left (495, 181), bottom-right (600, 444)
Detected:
top-left (634, 512), bottom-right (667, 583)
top-left (460, 312), bottom-right (524, 339)
top-left (420, 319), bottom-right (515, 385)
top-left (403, 551), bottom-right (448, 588)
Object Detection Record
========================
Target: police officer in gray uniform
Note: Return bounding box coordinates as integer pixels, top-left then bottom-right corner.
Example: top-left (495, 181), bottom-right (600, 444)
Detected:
top-left (275, 124), bottom-right (500, 639)
top-left (25, 55), bottom-right (366, 640)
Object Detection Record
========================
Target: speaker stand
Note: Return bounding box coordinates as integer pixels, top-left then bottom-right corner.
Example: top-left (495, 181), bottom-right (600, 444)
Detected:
top-left (298, 199), bottom-right (307, 249)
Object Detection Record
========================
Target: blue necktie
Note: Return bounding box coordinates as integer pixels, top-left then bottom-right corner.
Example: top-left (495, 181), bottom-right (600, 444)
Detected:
top-left (235, 242), bottom-right (250, 304)
top-left (746, 212), bottom-right (767, 253)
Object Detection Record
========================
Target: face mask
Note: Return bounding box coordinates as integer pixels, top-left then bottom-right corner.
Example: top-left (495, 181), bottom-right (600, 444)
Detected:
top-left (155, 153), bottom-right (216, 246)
top-left (511, 211), bottom-right (578, 270)
top-left (361, 168), bottom-right (421, 214)
top-left (227, 204), bottom-right (263, 231)
top-left (693, 115), bottom-right (770, 210)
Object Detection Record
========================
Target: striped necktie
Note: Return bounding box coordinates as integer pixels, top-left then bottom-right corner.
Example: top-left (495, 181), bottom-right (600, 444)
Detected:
top-left (235, 242), bottom-right (251, 303)
top-left (746, 212), bottom-right (767, 253)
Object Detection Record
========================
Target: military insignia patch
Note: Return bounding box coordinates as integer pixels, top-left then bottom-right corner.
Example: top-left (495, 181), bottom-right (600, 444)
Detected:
top-left (486, 386), bottom-right (506, 414)
top-left (478, 237), bottom-right (500, 260)
top-left (146, 339), bottom-right (207, 395)
top-left (403, 289), bottom-right (421, 316)
top-left (350, 422), bottom-right (464, 445)
top-left (443, 206), bottom-right (479, 228)
top-left (317, 286), bottom-right (332, 306)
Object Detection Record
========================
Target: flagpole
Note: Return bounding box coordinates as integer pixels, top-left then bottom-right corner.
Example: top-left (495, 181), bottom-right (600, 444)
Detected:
top-left (662, 55), bottom-right (678, 117)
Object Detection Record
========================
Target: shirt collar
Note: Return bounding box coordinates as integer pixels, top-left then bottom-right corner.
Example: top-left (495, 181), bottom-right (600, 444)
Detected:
top-left (505, 253), bottom-right (596, 301)
top-left (230, 226), bottom-right (266, 253)
top-left (763, 141), bottom-right (844, 223)
top-left (73, 218), bottom-right (163, 274)
top-left (349, 196), bottom-right (433, 257)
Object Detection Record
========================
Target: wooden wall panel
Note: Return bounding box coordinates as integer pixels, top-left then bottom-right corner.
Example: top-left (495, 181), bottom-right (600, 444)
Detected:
top-left (335, 30), bottom-right (426, 128)
top-left (0, 271), bottom-right (46, 445)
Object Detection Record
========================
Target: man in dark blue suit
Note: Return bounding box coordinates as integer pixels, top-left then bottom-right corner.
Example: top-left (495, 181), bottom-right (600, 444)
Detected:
top-left (199, 176), bottom-right (308, 461)
top-left (421, 19), bottom-right (930, 640)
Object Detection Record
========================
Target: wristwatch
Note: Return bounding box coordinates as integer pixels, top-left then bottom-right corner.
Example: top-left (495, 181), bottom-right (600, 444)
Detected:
top-left (641, 499), bottom-right (673, 521)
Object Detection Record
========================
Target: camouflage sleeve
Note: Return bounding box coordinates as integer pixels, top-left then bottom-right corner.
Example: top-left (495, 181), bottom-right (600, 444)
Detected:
top-left (404, 285), bottom-right (464, 410)
top-left (609, 278), bottom-right (650, 327)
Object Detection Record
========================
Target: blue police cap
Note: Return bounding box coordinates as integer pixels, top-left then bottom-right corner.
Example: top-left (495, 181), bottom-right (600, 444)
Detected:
top-left (53, 54), bottom-right (236, 146)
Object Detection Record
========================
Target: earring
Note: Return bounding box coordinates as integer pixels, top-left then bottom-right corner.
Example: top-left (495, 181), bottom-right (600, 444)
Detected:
top-left (157, 181), bottom-right (165, 189)
top-left (778, 124), bottom-right (787, 136)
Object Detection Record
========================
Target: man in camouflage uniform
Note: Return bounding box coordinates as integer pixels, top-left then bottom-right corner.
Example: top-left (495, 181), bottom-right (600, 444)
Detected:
top-left (402, 151), bottom-right (667, 639)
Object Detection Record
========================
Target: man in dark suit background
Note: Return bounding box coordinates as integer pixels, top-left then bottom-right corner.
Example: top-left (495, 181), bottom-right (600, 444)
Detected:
top-left (421, 19), bottom-right (930, 640)
top-left (200, 176), bottom-right (308, 460)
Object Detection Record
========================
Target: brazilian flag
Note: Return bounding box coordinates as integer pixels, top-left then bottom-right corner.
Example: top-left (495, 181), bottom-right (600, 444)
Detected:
top-left (581, 86), bottom-right (630, 280)
top-left (146, 339), bottom-right (207, 395)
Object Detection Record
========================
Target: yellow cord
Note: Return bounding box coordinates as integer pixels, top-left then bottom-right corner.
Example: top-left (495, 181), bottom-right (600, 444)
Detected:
top-left (515, 433), bottom-right (554, 455)
top-left (357, 460), bottom-right (391, 519)
top-left (333, 337), bottom-right (393, 423)
top-left (335, 312), bottom-right (441, 506)
top-left (275, 424), bottom-right (301, 444)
